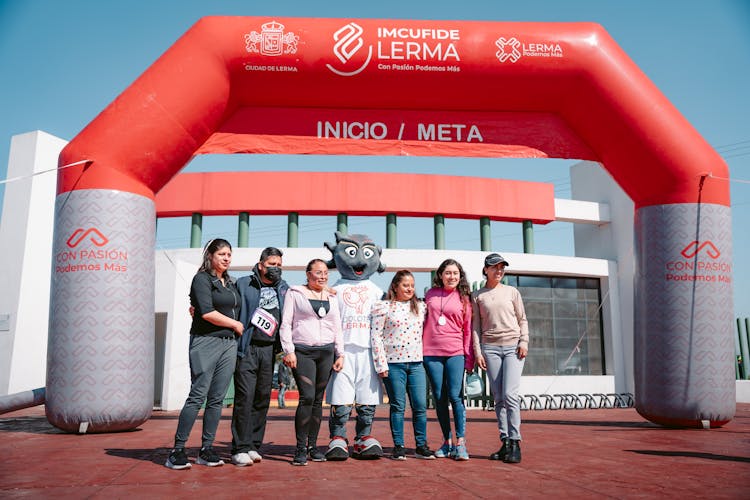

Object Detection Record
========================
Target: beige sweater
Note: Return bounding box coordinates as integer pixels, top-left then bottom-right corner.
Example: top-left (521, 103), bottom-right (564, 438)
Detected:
top-left (471, 284), bottom-right (529, 357)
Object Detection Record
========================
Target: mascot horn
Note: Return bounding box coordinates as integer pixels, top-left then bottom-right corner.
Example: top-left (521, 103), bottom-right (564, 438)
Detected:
top-left (324, 232), bottom-right (386, 460)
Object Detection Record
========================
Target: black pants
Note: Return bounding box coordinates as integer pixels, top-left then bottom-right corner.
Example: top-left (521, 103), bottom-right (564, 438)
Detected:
top-left (292, 343), bottom-right (335, 450)
top-left (231, 343), bottom-right (274, 454)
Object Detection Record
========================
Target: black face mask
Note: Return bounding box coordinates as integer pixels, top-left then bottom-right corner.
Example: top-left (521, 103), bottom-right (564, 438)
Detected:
top-left (264, 266), bottom-right (282, 283)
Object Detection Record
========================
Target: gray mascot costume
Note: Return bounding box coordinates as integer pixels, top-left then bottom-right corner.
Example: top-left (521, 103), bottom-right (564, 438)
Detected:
top-left (324, 232), bottom-right (386, 460)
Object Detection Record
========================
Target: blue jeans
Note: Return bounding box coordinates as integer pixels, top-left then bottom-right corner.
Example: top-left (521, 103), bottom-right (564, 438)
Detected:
top-left (278, 385), bottom-right (287, 407)
top-left (383, 362), bottom-right (428, 447)
top-left (328, 404), bottom-right (376, 441)
top-left (423, 355), bottom-right (466, 440)
top-left (482, 344), bottom-right (525, 441)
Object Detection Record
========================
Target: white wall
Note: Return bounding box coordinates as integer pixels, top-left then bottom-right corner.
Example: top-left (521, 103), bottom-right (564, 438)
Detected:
top-left (737, 380), bottom-right (750, 403)
top-left (155, 247), bottom-right (618, 409)
top-left (521, 375), bottom-right (616, 399)
top-left (571, 161), bottom-right (635, 394)
top-left (0, 131), bottom-right (64, 394)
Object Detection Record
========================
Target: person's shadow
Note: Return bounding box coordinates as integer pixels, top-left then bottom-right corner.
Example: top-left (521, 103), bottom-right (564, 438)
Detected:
top-left (0, 415), bottom-right (65, 435)
top-left (106, 441), bottom-right (298, 466)
top-left (627, 449), bottom-right (750, 464)
top-left (0, 414), bottom-right (146, 435)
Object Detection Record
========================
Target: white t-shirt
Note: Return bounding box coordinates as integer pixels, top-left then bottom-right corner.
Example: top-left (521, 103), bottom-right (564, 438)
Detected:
top-left (332, 278), bottom-right (383, 349)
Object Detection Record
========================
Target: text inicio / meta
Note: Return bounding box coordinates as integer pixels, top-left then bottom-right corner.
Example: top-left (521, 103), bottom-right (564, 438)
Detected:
top-left (316, 121), bottom-right (484, 142)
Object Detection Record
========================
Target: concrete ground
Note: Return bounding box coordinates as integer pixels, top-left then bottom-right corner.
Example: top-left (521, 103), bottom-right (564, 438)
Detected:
top-left (1, 403), bottom-right (749, 499)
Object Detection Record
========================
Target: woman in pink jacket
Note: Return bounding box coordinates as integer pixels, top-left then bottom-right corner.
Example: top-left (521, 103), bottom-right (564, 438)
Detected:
top-left (423, 259), bottom-right (474, 461)
top-left (280, 259), bottom-right (344, 466)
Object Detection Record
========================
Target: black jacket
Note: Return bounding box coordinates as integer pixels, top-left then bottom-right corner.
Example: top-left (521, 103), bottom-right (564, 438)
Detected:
top-left (236, 267), bottom-right (289, 357)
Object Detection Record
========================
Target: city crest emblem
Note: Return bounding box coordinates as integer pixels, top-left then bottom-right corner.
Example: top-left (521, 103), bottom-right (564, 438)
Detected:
top-left (245, 20), bottom-right (299, 56)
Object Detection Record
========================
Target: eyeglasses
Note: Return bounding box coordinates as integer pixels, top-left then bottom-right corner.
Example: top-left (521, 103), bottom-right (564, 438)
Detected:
top-left (308, 271), bottom-right (328, 277)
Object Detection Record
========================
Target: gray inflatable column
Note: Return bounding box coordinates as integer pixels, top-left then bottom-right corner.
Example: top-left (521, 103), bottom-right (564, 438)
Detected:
top-left (634, 203), bottom-right (735, 427)
top-left (47, 190), bottom-right (155, 433)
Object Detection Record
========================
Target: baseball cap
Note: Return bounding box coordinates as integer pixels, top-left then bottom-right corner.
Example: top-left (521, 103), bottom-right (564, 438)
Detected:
top-left (484, 253), bottom-right (509, 267)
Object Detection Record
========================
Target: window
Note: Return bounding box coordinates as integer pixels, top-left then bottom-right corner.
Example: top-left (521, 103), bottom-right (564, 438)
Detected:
top-left (507, 275), bottom-right (604, 376)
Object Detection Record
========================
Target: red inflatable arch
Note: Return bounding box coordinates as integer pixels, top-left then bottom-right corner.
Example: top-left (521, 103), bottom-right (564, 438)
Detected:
top-left (50, 17), bottom-right (733, 432)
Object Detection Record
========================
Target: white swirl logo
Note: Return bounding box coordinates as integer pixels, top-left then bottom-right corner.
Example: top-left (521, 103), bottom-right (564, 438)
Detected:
top-left (495, 37), bottom-right (522, 63)
top-left (326, 22), bottom-right (372, 77)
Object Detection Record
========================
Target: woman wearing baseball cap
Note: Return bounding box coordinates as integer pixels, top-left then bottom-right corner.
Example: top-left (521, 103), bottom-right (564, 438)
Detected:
top-left (471, 253), bottom-right (529, 464)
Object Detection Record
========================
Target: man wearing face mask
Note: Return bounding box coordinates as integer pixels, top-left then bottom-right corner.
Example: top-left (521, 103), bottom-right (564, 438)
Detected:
top-left (231, 247), bottom-right (289, 466)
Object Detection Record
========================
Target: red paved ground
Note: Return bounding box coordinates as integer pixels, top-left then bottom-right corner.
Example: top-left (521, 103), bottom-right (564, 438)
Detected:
top-left (2, 404), bottom-right (749, 499)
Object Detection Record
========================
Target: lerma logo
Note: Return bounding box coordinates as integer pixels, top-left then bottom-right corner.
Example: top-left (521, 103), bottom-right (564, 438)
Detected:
top-left (66, 228), bottom-right (109, 248)
top-left (495, 37), bottom-right (522, 63)
top-left (326, 22), bottom-right (372, 77)
top-left (680, 240), bottom-right (720, 259)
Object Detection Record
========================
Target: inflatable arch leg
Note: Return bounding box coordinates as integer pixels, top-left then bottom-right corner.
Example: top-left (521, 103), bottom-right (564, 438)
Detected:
top-left (0, 388), bottom-right (45, 415)
top-left (46, 190), bottom-right (154, 433)
top-left (634, 203), bottom-right (735, 427)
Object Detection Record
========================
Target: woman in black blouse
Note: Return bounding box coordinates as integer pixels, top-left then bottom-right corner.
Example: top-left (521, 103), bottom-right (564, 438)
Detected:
top-left (165, 238), bottom-right (244, 470)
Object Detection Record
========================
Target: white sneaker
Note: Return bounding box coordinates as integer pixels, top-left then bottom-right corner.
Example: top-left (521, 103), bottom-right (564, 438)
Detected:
top-left (231, 452), bottom-right (253, 466)
top-left (248, 450), bottom-right (262, 463)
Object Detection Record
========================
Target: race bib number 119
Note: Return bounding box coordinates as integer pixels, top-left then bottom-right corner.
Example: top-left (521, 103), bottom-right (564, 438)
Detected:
top-left (251, 308), bottom-right (278, 336)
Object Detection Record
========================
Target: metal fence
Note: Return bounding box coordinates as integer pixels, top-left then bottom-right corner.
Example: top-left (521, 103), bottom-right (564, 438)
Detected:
top-left (422, 368), bottom-right (635, 411)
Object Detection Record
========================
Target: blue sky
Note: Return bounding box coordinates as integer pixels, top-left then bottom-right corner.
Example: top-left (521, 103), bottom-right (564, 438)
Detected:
top-left (1, 0), bottom-right (749, 317)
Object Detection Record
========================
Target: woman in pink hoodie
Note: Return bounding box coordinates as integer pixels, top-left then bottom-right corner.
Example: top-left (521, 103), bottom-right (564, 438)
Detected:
top-left (423, 259), bottom-right (474, 461)
top-left (280, 259), bottom-right (344, 466)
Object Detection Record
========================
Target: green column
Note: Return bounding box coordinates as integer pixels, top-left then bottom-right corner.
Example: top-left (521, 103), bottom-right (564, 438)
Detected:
top-left (287, 212), bottom-right (299, 248)
top-left (190, 213), bottom-right (202, 248)
top-left (522, 220), bottom-right (535, 254)
top-left (238, 212), bottom-right (249, 248)
top-left (337, 213), bottom-right (348, 235)
top-left (480, 217), bottom-right (491, 251)
top-left (434, 215), bottom-right (445, 250)
top-left (386, 214), bottom-right (397, 249)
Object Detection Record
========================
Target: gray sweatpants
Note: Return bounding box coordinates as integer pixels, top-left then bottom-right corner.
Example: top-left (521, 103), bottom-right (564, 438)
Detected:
top-left (174, 335), bottom-right (237, 449)
top-left (482, 344), bottom-right (525, 441)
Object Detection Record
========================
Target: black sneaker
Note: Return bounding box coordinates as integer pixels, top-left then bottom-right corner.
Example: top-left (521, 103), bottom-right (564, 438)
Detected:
top-left (292, 447), bottom-right (308, 466)
top-left (196, 447), bottom-right (224, 467)
top-left (489, 439), bottom-right (508, 461)
top-left (391, 445), bottom-right (407, 461)
top-left (503, 440), bottom-right (521, 464)
top-left (308, 446), bottom-right (327, 462)
top-left (165, 448), bottom-right (191, 469)
top-left (415, 445), bottom-right (436, 460)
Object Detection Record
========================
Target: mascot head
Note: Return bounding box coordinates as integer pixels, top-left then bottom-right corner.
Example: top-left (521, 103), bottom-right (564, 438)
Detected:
top-left (325, 231), bottom-right (385, 281)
